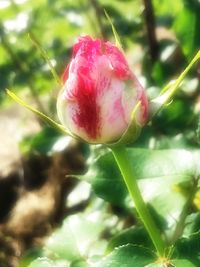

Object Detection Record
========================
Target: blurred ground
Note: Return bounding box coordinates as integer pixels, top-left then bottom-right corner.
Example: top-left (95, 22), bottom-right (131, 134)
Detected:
top-left (0, 104), bottom-right (40, 176)
top-left (0, 105), bottom-right (86, 267)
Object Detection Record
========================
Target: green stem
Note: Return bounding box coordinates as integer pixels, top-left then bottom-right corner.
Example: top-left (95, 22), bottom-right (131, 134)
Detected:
top-left (170, 177), bottom-right (198, 244)
top-left (111, 145), bottom-right (165, 256)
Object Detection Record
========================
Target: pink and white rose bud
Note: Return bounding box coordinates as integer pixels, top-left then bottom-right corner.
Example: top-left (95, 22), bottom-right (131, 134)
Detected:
top-left (57, 36), bottom-right (148, 144)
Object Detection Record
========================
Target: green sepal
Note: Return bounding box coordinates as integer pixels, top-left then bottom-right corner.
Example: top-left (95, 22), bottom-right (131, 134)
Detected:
top-left (6, 89), bottom-right (71, 136)
top-left (104, 10), bottom-right (122, 49)
top-left (108, 101), bottom-right (142, 147)
top-left (28, 33), bottom-right (62, 86)
top-left (150, 50), bottom-right (200, 118)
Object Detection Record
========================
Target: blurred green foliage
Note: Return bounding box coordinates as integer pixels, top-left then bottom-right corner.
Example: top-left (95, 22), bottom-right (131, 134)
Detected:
top-left (0, 0), bottom-right (200, 266)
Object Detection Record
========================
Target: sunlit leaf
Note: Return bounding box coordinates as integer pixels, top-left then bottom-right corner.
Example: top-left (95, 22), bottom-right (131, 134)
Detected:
top-left (146, 259), bottom-right (196, 267)
top-left (28, 258), bottom-right (54, 267)
top-left (171, 259), bottom-right (196, 267)
top-left (107, 226), bottom-right (152, 253)
top-left (81, 148), bottom-right (200, 227)
top-left (44, 214), bottom-right (104, 261)
top-left (92, 244), bottom-right (155, 267)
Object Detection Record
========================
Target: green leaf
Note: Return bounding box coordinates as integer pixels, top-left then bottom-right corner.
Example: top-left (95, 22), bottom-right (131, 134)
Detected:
top-left (170, 259), bottom-right (196, 267)
top-left (82, 149), bottom-right (200, 225)
top-left (173, 1), bottom-right (200, 59)
top-left (6, 89), bottom-right (70, 135)
top-left (145, 263), bottom-right (164, 267)
top-left (19, 249), bottom-right (42, 267)
top-left (71, 260), bottom-right (89, 267)
top-left (107, 226), bottom-right (152, 253)
top-left (28, 258), bottom-right (71, 267)
top-left (173, 9), bottom-right (195, 57)
top-left (153, 0), bottom-right (182, 16)
top-left (183, 213), bottom-right (200, 237)
top-left (82, 149), bottom-right (127, 205)
top-left (173, 231), bottom-right (200, 266)
top-left (92, 244), bottom-right (155, 267)
top-left (146, 259), bottom-right (196, 267)
top-left (44, 214), bottom-right (104, 262)
top-left (28, 258), bottom-right (54, 267)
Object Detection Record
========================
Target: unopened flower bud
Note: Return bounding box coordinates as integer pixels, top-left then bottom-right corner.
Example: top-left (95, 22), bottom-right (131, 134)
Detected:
top-left (57, 36), bottom-right (148, 144)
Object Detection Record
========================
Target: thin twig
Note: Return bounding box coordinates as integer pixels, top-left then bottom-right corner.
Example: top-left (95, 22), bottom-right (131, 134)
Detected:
top-left (170, 177), bottom-right (199, 244)
top-left (143, 0), bottom-right (159, 62)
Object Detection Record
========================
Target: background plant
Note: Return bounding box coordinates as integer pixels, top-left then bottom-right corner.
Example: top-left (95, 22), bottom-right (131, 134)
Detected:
top-left (0, 0), bottom-right (200, 267)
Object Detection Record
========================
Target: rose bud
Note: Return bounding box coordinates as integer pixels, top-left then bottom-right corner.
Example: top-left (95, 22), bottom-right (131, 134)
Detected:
top-left (57, 36), bottom-right (148, 144)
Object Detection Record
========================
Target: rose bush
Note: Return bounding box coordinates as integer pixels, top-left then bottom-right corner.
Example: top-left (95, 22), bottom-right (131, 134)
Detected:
top-left (57, 36), bottom-right (148, 144)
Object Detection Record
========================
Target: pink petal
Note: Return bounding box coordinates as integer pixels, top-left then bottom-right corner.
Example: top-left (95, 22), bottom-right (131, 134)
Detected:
top-left (104, 42), bottom-right (131, 79)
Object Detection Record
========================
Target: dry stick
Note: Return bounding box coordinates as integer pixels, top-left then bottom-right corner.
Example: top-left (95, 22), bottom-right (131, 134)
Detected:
top-left (89, 0), bottom-right (107, 39)
top-left (143, 0), bottom-right (159, 62)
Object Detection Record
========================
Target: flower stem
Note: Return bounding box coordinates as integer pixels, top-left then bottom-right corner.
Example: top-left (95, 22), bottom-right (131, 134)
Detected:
top-left (111, 145), bottom-right (165, 256)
